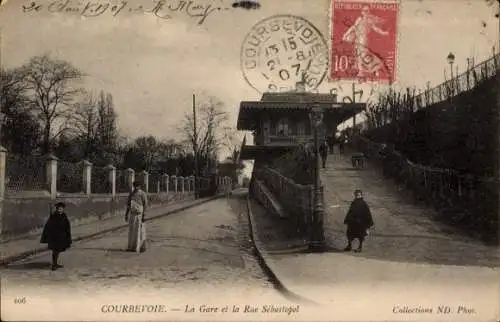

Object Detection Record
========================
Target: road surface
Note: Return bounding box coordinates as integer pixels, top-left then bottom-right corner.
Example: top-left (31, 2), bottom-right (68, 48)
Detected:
top-left (1, 190), bottom-right (296, 321)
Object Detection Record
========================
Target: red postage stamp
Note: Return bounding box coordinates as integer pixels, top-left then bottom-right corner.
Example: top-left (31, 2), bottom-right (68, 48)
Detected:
top-left (330, 0), bottom-right (398, 83)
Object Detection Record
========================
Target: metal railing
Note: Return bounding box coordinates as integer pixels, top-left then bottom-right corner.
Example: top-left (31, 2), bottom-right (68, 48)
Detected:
top-left (414, 53), bottom-right (499, 109)
top-left (353, 136), bottom-right (498, 241)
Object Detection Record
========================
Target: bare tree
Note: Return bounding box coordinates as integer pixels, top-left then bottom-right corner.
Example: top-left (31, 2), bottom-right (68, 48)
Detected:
top-left (20, 54), bottom-right (84, 154)
top-left (69, 91), bottom-right (99, 158)
top-left (134, 136), bottom-right (161, 172)
top-left (180, 96), bottom-right (234, 174)
top-left (0, 68), bottom-right (41, 154)
top-left (68, 89), bottom-right (119, 163)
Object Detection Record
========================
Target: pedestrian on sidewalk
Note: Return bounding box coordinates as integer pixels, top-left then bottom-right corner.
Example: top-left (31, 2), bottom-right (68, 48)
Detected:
top-left (319, 139), bottom-right (329, 168)
top-left (338, 135), bottom-right (345, 153)
top-left (40, 202), bottom-right (72, 271)
top-left (343, 189), bottom-right (374, 253)
top-left (125, 181), bottom-right (148, 253)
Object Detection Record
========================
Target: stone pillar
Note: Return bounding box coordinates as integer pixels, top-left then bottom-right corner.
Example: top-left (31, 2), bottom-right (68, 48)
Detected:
top-left (126, 168), bottom-right (135, 192)
top-left (45, 154), bottom-right (58, 200)
top-left (179, 176), bottom-right (185, 193)
top-left (107, 164), bottom-right (116, 197)
top-left (163, 174), bottom-right (169, 194)
top-left (172, 175), bottom-right (177, 192)
top-left (82, 160), bottom-right (92, 196)
top-left (140, 170), bottom-right (149, 193)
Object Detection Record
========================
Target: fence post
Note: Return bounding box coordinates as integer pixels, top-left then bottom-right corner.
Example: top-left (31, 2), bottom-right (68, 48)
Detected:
top-left (107, 165), bottom-right (116, 197)
top-left (0, 147), bottom-right (6, 240)
top-left (140, 170), bottom-right (149, 193)
top-left (172, 175), bottom-right (177, 192)
top-left (82, 160), bottom-right (92, 196)
top-left (163, 174), bottom-right (169, 194)
top-left (46, 154), bottom-right (58, 200)
top-left (126, 168), bottom-right (135, 192)
top-left (179, 176), bottom-right (185, 193)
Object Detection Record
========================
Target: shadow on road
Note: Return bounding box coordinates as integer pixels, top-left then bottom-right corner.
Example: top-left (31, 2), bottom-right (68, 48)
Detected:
top-left (6, 261), bottom-right (52, 270)
top-left (76, 247), bottom-right (130, 253)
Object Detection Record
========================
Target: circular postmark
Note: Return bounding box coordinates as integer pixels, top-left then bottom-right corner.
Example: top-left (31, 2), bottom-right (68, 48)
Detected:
top-left (240, 15), bottom-right (329, 94)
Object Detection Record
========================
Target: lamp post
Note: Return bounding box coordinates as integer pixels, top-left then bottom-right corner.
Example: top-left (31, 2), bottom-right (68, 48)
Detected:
top-left (0, 112), bottom-right (6, 147)
top-left (308, 103), bottom-right (326, 251)
top-left (192, 94), bottom-right (199, 199)
top-left (447, 52), bottom-right (455, 79)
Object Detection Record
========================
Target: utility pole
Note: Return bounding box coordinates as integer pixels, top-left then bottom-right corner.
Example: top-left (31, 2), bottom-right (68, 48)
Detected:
top-left (192, 94), bottom-right (199, 199)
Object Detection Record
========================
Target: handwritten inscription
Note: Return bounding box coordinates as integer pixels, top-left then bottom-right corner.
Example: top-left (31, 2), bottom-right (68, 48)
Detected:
top-left (21, 0), bottom-right (230, 24)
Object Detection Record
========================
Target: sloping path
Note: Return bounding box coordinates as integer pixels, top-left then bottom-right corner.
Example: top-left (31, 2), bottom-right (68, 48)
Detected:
top-left (250, 153), bottom-right (499, 320)
top-left (321, 153), bottom-right (499, 267)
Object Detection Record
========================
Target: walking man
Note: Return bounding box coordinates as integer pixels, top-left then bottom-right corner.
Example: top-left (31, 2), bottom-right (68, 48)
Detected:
top-left (319, 139), bottom-right (329, 168)
top-left (125, 181), bottom-right (148, 252)
top-left (343, 189), bottom-right (374, 252)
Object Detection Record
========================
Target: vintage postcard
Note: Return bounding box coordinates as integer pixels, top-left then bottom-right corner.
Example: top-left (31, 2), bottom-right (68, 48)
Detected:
top-left (0, 0), bottom-right (499, 321)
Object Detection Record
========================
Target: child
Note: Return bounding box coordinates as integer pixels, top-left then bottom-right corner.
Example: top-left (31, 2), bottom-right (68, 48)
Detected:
top-left (343, 189), bottom-right (374, 252)
top-left (40, 202), bottom-right (72, 270)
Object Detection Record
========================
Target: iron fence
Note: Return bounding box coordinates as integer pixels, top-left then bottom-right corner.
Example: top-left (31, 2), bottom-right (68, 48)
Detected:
top-left (5, 154), bottom-right (47, 193)
top-left (57, 160), bottom-right (84, 193)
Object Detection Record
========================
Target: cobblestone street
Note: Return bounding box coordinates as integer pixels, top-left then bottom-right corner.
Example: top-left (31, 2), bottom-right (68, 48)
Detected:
top-left (1, 192), bottom-right (297, 321)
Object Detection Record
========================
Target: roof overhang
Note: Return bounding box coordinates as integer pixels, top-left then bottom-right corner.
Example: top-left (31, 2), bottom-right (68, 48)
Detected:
top-left (237, 101), bottom-right (366, 130)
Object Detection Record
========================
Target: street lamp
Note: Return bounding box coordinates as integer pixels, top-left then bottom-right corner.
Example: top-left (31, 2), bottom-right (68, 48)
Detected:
top-left (447, 52), bottom-right (455, 79)
top-left (0, 112), bottom-right (6, 147)
top-left (308, 103), bottom-right (326, 251)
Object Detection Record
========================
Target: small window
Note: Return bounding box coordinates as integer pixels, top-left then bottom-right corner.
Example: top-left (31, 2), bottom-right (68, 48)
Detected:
top-left (297, 121), bottom-right (305, 135)
top-left (277, 118), bottom-right (289, 136)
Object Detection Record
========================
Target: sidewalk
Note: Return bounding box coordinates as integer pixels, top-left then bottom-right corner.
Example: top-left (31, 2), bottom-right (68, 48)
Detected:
top-left (0, 195), bottom-right (222, 265)
top-left (247, 153), bottom-right (499, 319)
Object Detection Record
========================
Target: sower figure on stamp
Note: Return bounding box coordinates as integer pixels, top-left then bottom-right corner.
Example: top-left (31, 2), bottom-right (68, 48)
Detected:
top-left (343, 189), bottom-right (374, 253)
top-left (40, 202), bottom-right (72, 271)
top-left (125, 181), bottom-right (148, 252)
top-left (342, 6), bottom-right (388, 78)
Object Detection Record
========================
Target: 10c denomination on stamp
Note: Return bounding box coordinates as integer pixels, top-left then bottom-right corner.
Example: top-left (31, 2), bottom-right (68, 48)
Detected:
top-left (330, 0), bottom-right (398, 83)
top-left (241, 15), bottom-right (329, 93)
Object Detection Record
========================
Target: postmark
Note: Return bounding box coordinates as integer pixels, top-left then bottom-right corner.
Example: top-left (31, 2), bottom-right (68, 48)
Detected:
top-left (330, 0), bottom-right (398, 83)
top-left (240, 15), bottom-right (329, 93)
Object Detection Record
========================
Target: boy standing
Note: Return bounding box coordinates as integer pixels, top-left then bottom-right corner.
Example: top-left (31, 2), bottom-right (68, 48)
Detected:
top-left (343, 189), bottom-right (374, 252)
top-left (40, 202), bottom-right (72, 271)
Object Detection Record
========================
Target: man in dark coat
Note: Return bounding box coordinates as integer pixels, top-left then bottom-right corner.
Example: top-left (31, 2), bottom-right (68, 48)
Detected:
top-left (343, 190), bottom-right (374, 252)
top-left (40, 202), bottom-right (72, 270)
top-left (319, 139), bottom-right (329, 168)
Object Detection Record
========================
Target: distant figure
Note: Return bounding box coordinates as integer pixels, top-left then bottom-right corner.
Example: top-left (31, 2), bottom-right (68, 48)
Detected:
top-left (40, 202), bottom-right (72, 271)
top-left (319, 139), bottom-right (329, 168)
top-left (343, 189), bottom-right (374, 252)
top-left (327, 135), bottom-right (335, 154)
top-left (338, 135), bottom-right (346, 153)
top-left (125, 181), bottom-right (148, 252)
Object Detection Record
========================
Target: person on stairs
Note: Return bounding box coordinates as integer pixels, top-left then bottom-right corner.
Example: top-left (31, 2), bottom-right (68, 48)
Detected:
top-left (40, 202), bottom-right (72, 271)
top-left (343, 189), bottom-right (374, 252)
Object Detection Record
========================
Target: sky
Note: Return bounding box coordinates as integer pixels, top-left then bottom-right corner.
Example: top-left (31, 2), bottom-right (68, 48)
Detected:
top-left (0, 0), bottom-right (498, 171)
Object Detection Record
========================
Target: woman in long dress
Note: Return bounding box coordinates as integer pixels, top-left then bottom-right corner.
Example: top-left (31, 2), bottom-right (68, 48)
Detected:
top-left (125, 181), bottom-right (148, 252)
